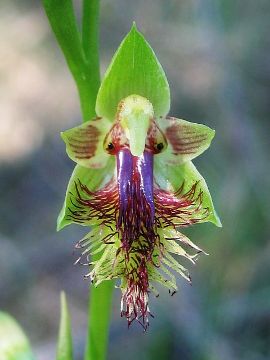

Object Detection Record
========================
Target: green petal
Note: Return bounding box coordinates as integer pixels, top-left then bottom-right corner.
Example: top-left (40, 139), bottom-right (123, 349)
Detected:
top-left (61, 117), bottom-right (111, 168)
top-left (57, 157), bottom-right (115, 231)
top-left (0, 312), bottom-right (35, 360)
top-left (96, 23), bottom-right (170, 120)
top-left (154, 159), bottom-right (221, 227)
top-left (157, 117), bottom-right (215, 165)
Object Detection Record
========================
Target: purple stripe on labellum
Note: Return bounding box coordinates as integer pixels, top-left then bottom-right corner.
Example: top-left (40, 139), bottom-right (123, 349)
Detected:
top-left (117, 149), bottom-right (133, 215)
top-left (116, 149), bottom-right (155, 247)
top-left (137, 150), bottom-right (155, 220)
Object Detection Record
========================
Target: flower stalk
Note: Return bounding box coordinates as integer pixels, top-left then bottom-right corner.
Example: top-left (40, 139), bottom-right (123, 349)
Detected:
top-left (42, 0), bottom-right (100, 121)
top-left (43, 1), bottom-right (113, 359)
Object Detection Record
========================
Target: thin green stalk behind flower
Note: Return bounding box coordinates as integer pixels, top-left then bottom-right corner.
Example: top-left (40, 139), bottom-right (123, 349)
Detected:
top-left (59, 24), bottom-right (221, 330)
top-left (42, 1), bottom-right (113, 359)
top-left (84, 280), bottom-right (114, 360)
top-left (42, 0), bottom-right (100, 121)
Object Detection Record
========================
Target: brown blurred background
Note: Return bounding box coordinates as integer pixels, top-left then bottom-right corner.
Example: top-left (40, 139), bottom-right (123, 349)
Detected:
top-left (1, 0), bottom-right (270, 359)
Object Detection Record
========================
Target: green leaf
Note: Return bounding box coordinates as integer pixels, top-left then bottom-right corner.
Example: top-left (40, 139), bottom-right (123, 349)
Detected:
top-left (154, 159), bottom-right (222, 227)
top-left (56, 292), bottom-right (73, 360)
top-left (157, 117), bottom-right (215, 165)
top-left (61, 117), bottom-right (111, 168)
top-left (0, 311), bottom-right (34, 360)
top-left (96, 23), bottom-right (170, 120)
top-left (57, 157), bottom-right (115, 231)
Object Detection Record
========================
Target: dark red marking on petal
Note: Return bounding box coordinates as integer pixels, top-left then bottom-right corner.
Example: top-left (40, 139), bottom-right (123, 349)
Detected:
top-left (165, 122), bottom-right (208, 155)
top-left (172, 138), bottom-right (208, 148)
top-left (66, 124), bottom-right (100, 160)
top-left (74, 155), bottom-right (96, 159)
top-left (103, 122), bottom-right (129, 155)
top-left (145, 120), bottom-right (167, 154)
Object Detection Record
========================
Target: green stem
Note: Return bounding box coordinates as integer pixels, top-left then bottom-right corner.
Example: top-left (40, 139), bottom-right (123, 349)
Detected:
top-left (43, 1), bottom-right (114, 358)
top-left (82, 0), bottom-right (100, 63)
top-left (79, 0), bottom-right (101, 121)
top-left (42, 0), bottom-right (100, 121)
top-left (81, 2), bottom-right (114, 359)
top-left (84, 279), bottom-right (114, 360)
top-left (76, 71), bottom-right (100, 121)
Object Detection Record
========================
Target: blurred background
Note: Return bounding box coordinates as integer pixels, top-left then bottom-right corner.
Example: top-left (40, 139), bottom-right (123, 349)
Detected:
top-left (1, 0), bottom-right (270, 359)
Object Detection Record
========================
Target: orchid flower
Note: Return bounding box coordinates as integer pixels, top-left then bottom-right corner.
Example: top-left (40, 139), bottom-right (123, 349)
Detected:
top-left (58, 25), bottom-right (221, 330)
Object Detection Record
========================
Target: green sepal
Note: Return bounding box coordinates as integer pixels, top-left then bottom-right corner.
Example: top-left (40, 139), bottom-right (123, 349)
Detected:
top-left (96, 23), bottom-right (170, 120)
top-left (154, 159), bottom-right (221, 227)
top-left (157, 117), bottom-right (215, 165)
top-left (56, 292), bottom-right (73, 360)
top-left (57, 157), bottom-right (115, 231)
top-left (61, 117), bottom-right (111, 169)
top-left (0, 311), bottom-right (35, 360)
